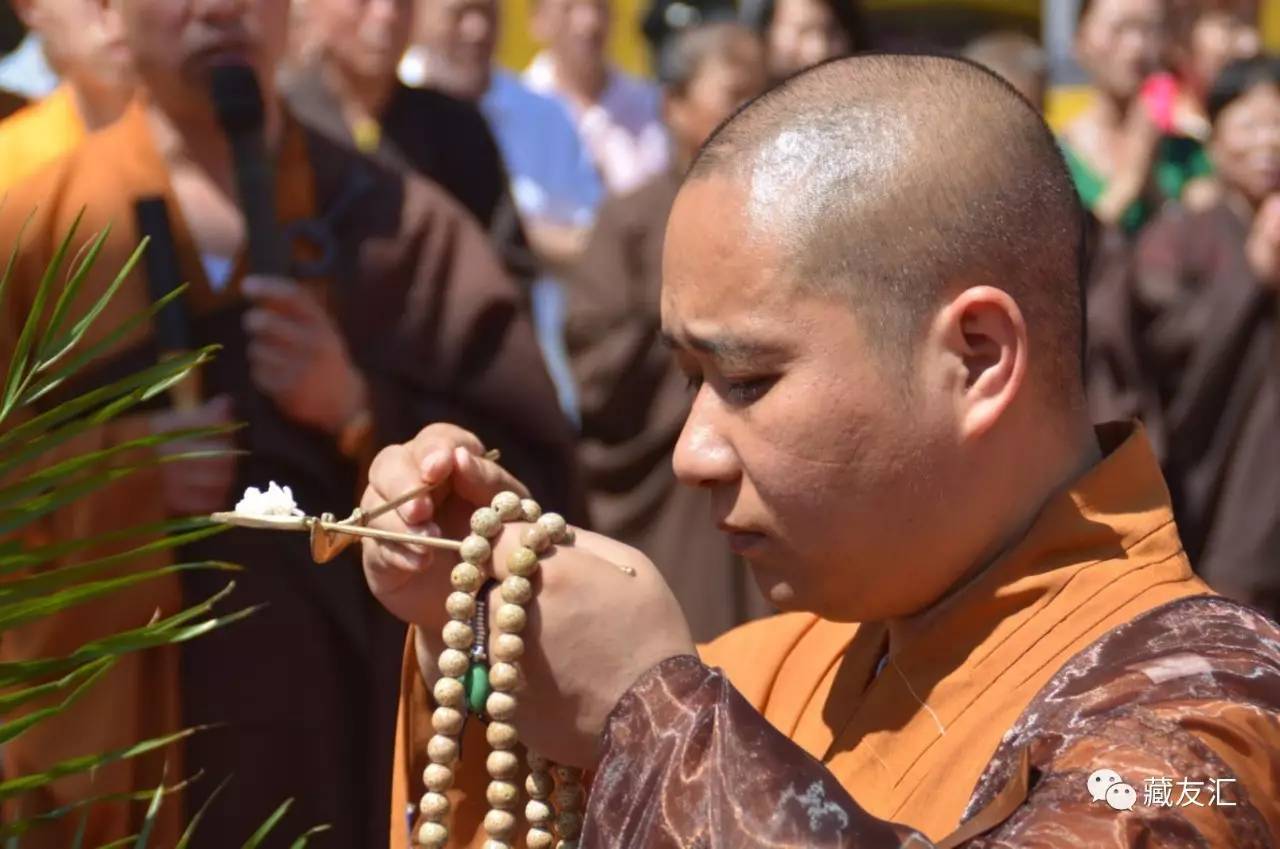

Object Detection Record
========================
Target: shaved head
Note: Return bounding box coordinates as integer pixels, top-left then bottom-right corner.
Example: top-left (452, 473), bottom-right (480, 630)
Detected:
top-left (688, 54), bottom-right (1086, 400)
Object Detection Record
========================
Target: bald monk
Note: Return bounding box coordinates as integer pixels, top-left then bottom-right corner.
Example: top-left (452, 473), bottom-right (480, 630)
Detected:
top-left (363, 55), bottom-right (1280, 848)
top-left (565, 20), bottom-right (772, 641)
top-left (0, 0), bottom-right (133, 189)
top-left (0, 0), bottom-right (578, 846)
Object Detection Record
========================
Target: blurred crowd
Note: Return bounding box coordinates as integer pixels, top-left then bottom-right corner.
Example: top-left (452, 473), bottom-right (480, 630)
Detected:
top-left (0, 0), bottom-right (1275, 846)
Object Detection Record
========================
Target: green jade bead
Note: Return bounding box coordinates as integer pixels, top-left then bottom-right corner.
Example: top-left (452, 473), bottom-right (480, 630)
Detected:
top-left (465, 661), bottom-right (492, 716)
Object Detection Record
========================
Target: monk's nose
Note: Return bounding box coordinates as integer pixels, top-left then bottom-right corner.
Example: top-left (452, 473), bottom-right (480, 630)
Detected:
top-left (673, 402), bottom-right (739, 490)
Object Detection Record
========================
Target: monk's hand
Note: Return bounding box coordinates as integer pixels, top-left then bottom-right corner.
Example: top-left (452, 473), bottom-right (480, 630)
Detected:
top-left (151, 395), bottom-right (237, 516)
top-left (361, 423), bottom-right (529, 632)
top-left (242, 275), bottom-right (368, 435)
top-left (1246, 194), bottom-right (1280, 288)
top-left (482, 526), bottom-right (696, 769)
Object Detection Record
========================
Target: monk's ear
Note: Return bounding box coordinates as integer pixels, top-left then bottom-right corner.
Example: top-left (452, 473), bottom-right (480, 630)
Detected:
top-left (931, 286), bottom-right (1027, 440)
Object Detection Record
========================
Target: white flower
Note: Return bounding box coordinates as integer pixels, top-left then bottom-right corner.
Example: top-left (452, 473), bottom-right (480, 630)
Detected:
top-left (234, 481), bottom-right (304, 518)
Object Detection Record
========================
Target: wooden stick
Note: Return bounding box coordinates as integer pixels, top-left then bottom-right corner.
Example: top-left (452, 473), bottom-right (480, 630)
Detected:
top-left (313, 520), bottom-right (461, 551)
top-left (346, 448), bottom-right (502, 526)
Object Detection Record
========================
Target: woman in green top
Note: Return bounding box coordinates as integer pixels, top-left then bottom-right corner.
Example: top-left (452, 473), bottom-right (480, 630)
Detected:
top-left (1062, 0), bottom-right (1214, 235)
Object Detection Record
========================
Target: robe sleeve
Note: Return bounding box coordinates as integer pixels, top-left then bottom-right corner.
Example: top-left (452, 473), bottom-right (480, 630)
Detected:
top-left (586, 597), bottom-right (1280, 849)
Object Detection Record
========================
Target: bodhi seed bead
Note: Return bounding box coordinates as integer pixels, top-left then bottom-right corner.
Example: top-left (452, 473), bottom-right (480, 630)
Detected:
top-left (451, 563), bottom-right (482, 593)
top-left (432, 706), bottom-right (465, 736)
top-left (495, 603), bottom-right (527, 633)
top-left (526, 829), bottom-right (554, 849)
top-left (427, 734), bottom-right (459, 765)
top-left (483, 841), bottom-right (512, 849)
top-left (527, 751), bottom-right (550, 771)
top-left (520, 498), bottom-right (542, 522)
top-left (492, 633), bottom-right (524, 663)
top-left (537, 512), bottom-right (568, 542)
top-left (556, 840), bottom-right (579, 849)
top-left (491, 491), bottom-right (522, 521)
top-left (484, 810), bottom-right (517, 839)
top-left (438, 648), bottom-right (469, 678)
top-left (419, 791), bottom-right (450, 819)
top-left (526, 799), bottom-right (553, 824)
top-left (487, 749), bottom-right (520, 779)
top-left (552, 786), bottom-right (582, 811)
top-left (486, 721), bottom-right (518, 749)
top-left (486, 779), bottom-right (519, 808)
top-left (526, 771), bottom-right (553, 798)
top-left (434, 676), bottom-right (464, 707)
top-left (460, 534), bottom-right (492, 565)
top-left (501, 575), bottom-right (533, 605)
top-left (417, 821), bottom-right (449, 848)
top-left (423, 763), bottom-right (454, 792)
top-left (507, 546), bottom-right (539, 577)
top-left (471, 506), bottom-right (503, 538)
top-left (489, 661), bottom-right (519, 691)
top-left (520, 524), bottom-right (551, 554)
top-left (486, 691), bottom-right (517, 721)
top-left (446, 591), bottom-right (476, 620)
top-left (442, 620), bottom-right (474, 650)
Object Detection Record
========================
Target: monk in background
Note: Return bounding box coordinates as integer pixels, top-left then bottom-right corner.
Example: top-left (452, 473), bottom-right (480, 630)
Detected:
top-left (283, 0), bottom-right (534, 285)
top-left (0, 0), bottom-right (578, 845)
top-left (366, 55), bottom-right (1280, 848)
top-left (565, 20), bottom-right (772, 641)
top-left (1090, 54), bottom-right (1280, 621)
top-left (0, 0), bottom-right (134, 189)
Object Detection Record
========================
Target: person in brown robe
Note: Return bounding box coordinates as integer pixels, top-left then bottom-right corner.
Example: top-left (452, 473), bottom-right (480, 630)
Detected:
top-left (0, 0), bottom-right (579, 846)
top-left (363, 55), bottom-right (1280, 848)
top-left (1088, 54), bottom-right (1280, 620)
top-left (565, 21), bottom-right (771, 642)
top-left (282, 0), bottom-right (535, 286)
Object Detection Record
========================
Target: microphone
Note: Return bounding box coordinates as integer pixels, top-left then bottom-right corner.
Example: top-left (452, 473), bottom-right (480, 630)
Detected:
top-left (208, 63), bottom-right (292, 276)
top-left (136, 197), bottom-right (202, 411)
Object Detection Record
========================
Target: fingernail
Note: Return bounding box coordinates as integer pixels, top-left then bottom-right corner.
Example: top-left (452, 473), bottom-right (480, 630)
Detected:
top-left (420, 450), bottom-right (447, 480)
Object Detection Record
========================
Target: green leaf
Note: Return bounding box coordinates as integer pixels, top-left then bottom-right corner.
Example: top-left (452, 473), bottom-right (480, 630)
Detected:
top-left (45, 235), bottom-right (145, 375)
top-left (174, 778), bottom-right (231, 849)
top-left (0, 422), bottom-right (239, 517)
top-left (0, 561), bottom-right (237, 634)
top-left (33, 227), bottom-right (111, 368)
top-left (242, 799), bottom-right (293, 849)
top-left (2, 210), bottom-right (82, 417)
top-left (0, 726), bottom-right (198, 802)
top-left (0, 211), bottom-right (31, 324)
top-left (21, 284), bottom-right (205, 409)
top-left (131, 769), bottom-right (168, 849)
top-left (0, 516), bottom-right (223, 577)
top-left (0, 445), bottom-right (246, 538)
top-left (0, 774), bottom-right (199, 838)
top-left (71, 809), bottom-right (89, 849)
top-left (0, 585), bottom-right (258, 688)
top-left (0, 343), bottom-right (211, 460)
top-left (289, 825), bottom-right (332, 848)
top-left (0, 525), bottom-right (228, 601)
top-left (0, 655), bottom-right (112, 714)
top-left (0, 659), bottom-right (114, 747)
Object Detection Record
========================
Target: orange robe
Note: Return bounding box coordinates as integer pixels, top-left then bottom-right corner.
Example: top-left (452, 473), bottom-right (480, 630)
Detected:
top-left (2, 96), bottom-right (579, 848)
top-left (388, 424), bottom-right (1279, 847)
top-left (0, 84), bottom-right (84, 191)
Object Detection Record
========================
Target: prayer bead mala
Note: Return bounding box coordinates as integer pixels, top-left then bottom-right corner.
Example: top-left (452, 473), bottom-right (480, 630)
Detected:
top-left (417, 492), bottom-right (585, 849)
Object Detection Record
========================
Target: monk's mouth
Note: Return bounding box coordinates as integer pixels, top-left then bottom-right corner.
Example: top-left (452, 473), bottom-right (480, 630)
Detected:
top-left (719, 526), bottom-right (767, 556)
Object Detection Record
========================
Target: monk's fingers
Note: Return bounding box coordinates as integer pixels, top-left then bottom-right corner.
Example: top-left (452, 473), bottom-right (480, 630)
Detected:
top-left (452, 445), bottom-right (530, 504)
top-left (487, 522), bottom-right (646, 584)
top-left (361, 536), bottom-right (436, 579)
top-left (406, 423), bottom-right (487, 476)
top-left (365, 444), bottom-right (438, 526)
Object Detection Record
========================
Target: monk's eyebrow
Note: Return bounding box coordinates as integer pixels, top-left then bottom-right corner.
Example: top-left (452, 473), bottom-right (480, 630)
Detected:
top-left (661, 329), bottom-right (785, 362)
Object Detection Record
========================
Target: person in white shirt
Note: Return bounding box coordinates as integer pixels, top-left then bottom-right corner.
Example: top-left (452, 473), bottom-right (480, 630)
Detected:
top-left (524, 0), bottom-right (669, 197)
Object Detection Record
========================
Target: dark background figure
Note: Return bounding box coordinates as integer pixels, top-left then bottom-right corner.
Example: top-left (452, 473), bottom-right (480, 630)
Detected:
top-left (565, 19), bottom-right (773, 642)
top-left (1087, 54), bottom-right (1280, 621)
